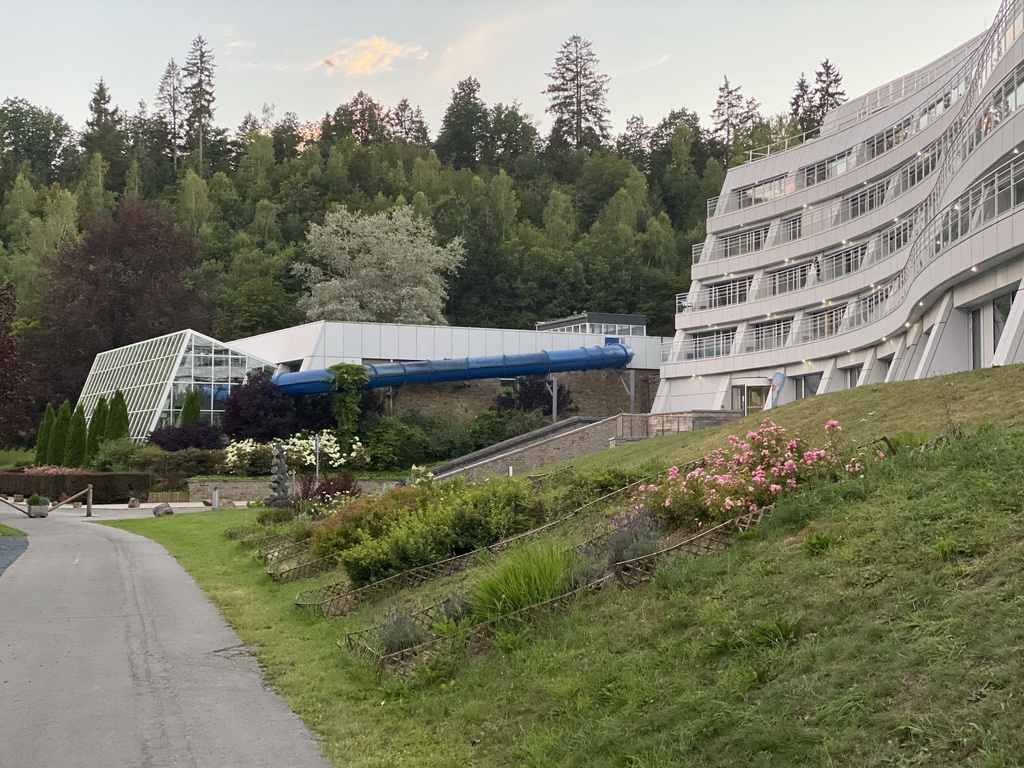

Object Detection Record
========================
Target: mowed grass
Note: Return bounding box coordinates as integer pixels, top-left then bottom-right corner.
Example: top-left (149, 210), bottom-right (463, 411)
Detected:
top-left (0, 448), bottom-right (32, 469)
top-left (108, 422), bottom-right (1024, 766)
top-left (546, 363), bottom-right (1024, 477)
top-left (0, 522), bottom-right (26, 536)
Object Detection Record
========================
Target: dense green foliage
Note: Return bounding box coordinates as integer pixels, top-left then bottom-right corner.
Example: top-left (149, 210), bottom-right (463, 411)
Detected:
top-left (63, 405), bottom-right (88, 467)
top-left (85, 395), bottom-right (107, 461)
top-left (310, 477), bottom-right (537, 587)
top-left (45, 400), bottom-right (71, 466)
top-left (0, 39), bottom-right (845, 440)
top-left (104, 390), bottom-right (130, 442)
top-left (177, 389), bottom-right (202, 426)
top-left (33, 402), bottom-right (54, 465)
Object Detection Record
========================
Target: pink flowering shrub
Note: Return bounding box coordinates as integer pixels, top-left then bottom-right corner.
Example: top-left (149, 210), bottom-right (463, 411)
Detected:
top-left (636, 418), bottom-right (848, 527)
top-left (21, 465), bottom-right (86, 475)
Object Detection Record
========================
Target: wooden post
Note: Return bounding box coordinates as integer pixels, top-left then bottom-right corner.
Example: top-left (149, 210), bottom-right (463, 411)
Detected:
top-left (86, 484), bottom-right (93, 517)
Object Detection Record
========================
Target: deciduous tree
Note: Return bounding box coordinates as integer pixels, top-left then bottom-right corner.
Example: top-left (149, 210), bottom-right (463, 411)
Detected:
top-left (0, 282), bottom-right (32, 446)
top-left (295, 205), bottom-right (464, 325)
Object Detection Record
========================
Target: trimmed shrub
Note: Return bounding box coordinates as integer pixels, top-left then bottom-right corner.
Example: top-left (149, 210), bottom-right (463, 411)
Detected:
top-left (0, 470), bottom-right (152, 504)
top-left (92, 437), bottom-right (144, 472)
top-left (86, 396), bottom-right (108, 461)
top-left (35, 403), bottom-right (55, 467)
top-left (105, 391), bottom-right (130, 443)
top-left (47, 401), bottom-right (72, 467)
top-left (177, 389), bottom-right (202, 426)
top-left (64, 406), bottom-right (88, 468)
top-left (310, 486), bottom-right (435, 559)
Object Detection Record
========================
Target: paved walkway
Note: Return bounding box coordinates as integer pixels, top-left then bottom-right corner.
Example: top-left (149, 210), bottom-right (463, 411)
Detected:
top-left (0, 505), bottom-right (331, 768)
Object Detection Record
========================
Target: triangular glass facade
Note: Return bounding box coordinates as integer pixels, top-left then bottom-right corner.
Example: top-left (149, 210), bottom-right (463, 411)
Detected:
top-left (77, 330), bottom-right (273, 441)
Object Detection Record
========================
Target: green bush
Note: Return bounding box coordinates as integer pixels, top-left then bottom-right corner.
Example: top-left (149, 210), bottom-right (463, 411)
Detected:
top-left (257, 507), bottom-right (295, 525)
top-left (310, 485), bottom-right (435, 559)
top-left (469, 541), bottom-right (574, 622)
top-left (378, 607), bottom-right (426, 655)
top-left (92, 437), bottom-right (144, 472)
top-left (27, 493), bottom-right (41, 506)
top-left (329, 478), bottom-right (536, 587)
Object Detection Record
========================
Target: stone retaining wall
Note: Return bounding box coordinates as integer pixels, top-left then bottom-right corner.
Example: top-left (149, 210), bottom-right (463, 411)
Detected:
top-left (187, 477), bottom-right (403, 503)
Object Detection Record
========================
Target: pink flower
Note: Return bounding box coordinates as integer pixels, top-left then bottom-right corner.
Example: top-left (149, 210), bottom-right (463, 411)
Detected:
top-left (769, 484), bottom-right (781, 493)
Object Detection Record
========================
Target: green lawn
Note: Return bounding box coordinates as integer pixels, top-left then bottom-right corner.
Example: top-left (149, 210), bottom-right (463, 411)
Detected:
top-left (0, 522), bottom-right (26, 536)
top-left (107, 421), bottom-right (1024, 766)
top-left (0, 448), bottom-right (32, 469)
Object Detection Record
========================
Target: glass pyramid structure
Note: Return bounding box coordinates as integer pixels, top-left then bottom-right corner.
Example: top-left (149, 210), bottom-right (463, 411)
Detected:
top-left (78, 330), bottom-right (274, 441)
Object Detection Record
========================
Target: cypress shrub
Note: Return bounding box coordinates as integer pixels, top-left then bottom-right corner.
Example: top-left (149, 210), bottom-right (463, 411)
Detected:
top-left (47, 400), bottom-right (72, 466)
top-left (106, 390), bottom-right (130, 442)
top-left (86, 396), bottom-right (109, 461)
top-left (64, 406), bottom-right (88, 468)
top-left (177, 389), bottom-right (202, 426)
top-left (35, 403), bottom-right (55, 466)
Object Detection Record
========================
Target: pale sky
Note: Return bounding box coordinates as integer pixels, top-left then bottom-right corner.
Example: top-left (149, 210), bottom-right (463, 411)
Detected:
top-left (2, 1), bottom-right (993, 139)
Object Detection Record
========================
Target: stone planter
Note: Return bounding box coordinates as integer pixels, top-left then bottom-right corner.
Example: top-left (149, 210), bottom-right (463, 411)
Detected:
top-left (27, 505), bottom-right (49, 518)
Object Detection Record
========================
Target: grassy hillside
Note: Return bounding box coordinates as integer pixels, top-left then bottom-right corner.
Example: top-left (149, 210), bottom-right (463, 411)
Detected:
top-left (551, 363), bottom-right (1024, 477)
top-left (106, 366), bottom-right (1024, 766)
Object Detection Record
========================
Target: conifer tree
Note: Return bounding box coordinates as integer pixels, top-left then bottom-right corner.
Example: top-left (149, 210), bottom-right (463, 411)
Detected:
top-left (35, 402), bottom-right (55, 466)
top-left (182, 36), bottom-right (216, 174)
top-left (177, 389), bottom-right (202, 426)
top-left (710, 76), bottom-right (744, 157)
top-left (105, 390), bottom-right (131, 442)
top-left (156, 59), bottom-right (185, 171)
top-left (434, 77), bottom-right (489, 169)
top-left (790, 73), bottom-right (815, 133)
top-left (47, 400), bottom-right (72, 466)
top-left (811, 59), bottom-right (847, 127)
top-left (64, 405), bottom-right (88, 468)
top-left (543, 35), bottom-right (611, 149)
top-left (86, 395), bottom-right (108, 461)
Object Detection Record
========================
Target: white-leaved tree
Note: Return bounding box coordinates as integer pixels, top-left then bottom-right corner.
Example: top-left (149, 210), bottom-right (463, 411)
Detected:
top-left (294, 205), bottom-right (465, 325)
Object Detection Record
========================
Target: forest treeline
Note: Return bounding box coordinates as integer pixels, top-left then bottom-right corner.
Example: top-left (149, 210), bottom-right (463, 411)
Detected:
top-left (0, 34), bottom-right (846, 443)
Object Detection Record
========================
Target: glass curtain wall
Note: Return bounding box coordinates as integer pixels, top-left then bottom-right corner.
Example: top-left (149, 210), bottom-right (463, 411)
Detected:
top-left (77, 330), bottom-right (273, 441)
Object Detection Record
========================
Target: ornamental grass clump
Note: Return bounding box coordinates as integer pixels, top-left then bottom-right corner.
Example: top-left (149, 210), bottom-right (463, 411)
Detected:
top-left (469, 542), bottom-right (574, 623)
top-left (637, 418), bottom-right (851, 527)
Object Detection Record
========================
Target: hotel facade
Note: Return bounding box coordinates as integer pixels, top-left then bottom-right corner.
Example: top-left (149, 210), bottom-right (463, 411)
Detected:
top-left (654, 0), bottom-right (1024, 415)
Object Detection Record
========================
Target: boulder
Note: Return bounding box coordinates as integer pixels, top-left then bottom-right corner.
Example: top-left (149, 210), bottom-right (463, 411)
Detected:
top-left (219, 500), bottom-right (237, 509)
top-left (127, 497), bottom-right (140, 509)
top-left (202, 498), bottom-right (212, 507)
top-left (153, 503), bottom-right (174, 517)
top-left (13, 494), bottom-right (24, 503)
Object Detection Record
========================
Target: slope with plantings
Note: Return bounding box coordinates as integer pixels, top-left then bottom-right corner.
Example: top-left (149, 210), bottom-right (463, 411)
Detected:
top-left (105, 366), bottom-right (1024, 766)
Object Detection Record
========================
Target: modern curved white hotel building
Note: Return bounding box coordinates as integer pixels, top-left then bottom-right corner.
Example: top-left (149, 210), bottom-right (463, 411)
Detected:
top-left (654, 0), bottom-right (1024, 415)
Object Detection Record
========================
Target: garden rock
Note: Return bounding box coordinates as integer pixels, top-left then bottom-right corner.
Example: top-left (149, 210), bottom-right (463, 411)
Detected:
top-left (153, 503), bottom-right (174, 517)
top-left (202, 498), bottom-right (212, 507)
top-left (127, 498), bottom-right (140, 509)
top-left (13, 495), bottom-right (24, 503)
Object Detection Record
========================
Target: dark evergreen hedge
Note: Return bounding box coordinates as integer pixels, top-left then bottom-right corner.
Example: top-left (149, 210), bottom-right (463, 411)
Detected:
top-left (0, 471), bottom-right (152, 504)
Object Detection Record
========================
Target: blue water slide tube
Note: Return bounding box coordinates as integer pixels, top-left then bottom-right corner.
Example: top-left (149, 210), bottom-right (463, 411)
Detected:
top-left (271, 343), bottom-right (634, 396)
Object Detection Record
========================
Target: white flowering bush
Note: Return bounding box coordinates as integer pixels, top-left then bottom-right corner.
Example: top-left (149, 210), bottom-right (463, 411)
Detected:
top-left (223, 438), bottom-right (273, 476)
top-left (223, 431), bottom-right (370, 477)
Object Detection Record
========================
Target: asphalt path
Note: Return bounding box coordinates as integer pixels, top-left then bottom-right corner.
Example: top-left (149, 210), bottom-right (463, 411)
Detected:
top-left (0, 504), bottom-right (332, 768)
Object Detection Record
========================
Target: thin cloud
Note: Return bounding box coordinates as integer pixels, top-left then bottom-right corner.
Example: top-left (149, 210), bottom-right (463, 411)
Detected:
top-left (228, 40), bottom-right (255, 49)
top-left (312, 36), bottom-right (428, 76)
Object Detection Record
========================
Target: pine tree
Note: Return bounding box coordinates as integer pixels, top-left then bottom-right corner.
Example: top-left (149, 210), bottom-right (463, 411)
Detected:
top-left (156, 59), bottom-right (185, 171)
top-left (543, 35), bottom-right (611, 149)
top-left (177, 389), bottom-right (202, 426)
top-left (434, 77), bottom-right (489, 169)
top-left (80, 78), bottom-right (128, 191)
top-left (64, 405), bottom-right (88, 468)
top-left (86, 395), bottom-right (108, 460)
top-left (790, 73), bottom-right (815, 133)
top-left (35, 402), bottom-right (55, 466)
top-left (710, 76), bottom-right (744, 157)
top-left (182, 36), bottom-right (216, 174)
top-left (105, 390), bottom-right (131, 442)
top-left (812, 59), bottom-right (847, 126)
top-left (389, 98), bottom-right (430, 144)
top-left (47, 400), bottom-right (72, 466)
top-left (77, 153), bottom-right (116, 216)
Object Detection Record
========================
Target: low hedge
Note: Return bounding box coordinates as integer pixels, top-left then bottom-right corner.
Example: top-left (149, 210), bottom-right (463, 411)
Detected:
top-left (0, 471), bottom-right (152, 504)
